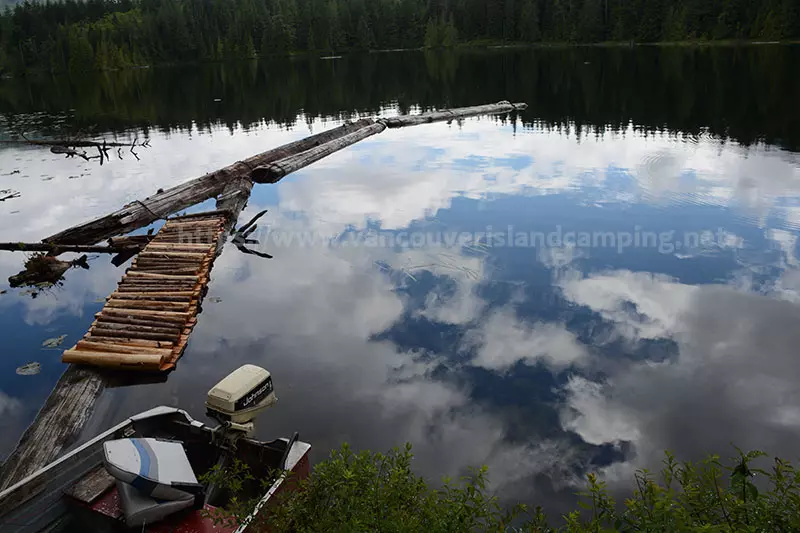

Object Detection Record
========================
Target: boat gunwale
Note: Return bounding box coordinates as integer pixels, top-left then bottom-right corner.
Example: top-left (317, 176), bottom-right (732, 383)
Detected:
top-left (0, 406), bottom-right (188, 505)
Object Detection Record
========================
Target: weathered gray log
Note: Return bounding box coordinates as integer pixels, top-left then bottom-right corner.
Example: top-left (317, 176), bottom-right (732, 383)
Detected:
top-left (251, 121), bottom-right (387, 183)
top-left (44, 119), bottom-right (375, 246)
top-left (0, 139), bottom-right (141, 148)
top-left (0, 366), bottom-right (106, 490)
top-left (381, 101), bottom-right (528, 128)
top-left (0, 242), bottom-right (144, 254)
top-left (216, 178), bottom-right (254, 232)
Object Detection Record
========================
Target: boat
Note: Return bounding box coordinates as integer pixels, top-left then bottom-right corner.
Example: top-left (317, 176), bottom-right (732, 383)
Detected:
top-left (0, 364), bottom-right (311, 532)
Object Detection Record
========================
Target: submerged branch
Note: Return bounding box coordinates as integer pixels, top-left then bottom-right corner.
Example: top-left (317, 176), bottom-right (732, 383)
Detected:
top-left (1, 135), bottom-right (151, 164)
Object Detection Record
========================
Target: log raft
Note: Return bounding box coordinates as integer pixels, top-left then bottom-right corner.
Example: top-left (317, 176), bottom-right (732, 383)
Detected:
top-left (61, 212), bottom-right (227, 372)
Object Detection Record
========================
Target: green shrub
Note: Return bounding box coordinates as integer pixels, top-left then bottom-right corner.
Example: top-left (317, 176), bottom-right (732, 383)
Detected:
top-left (204, 444), bottom-right (800, 532)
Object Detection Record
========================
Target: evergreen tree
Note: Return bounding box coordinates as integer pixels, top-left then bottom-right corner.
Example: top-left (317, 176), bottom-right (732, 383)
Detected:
top-left (68, 27), bottom-right (95, 72)
top-left (519, 0), bottom-right (541, 42)
top-left (356, 14), bottom-right (373, 50)
top-left (442, 14), bottom-right (458, 47)
top-left (424, 17), bottom-right (439, 48)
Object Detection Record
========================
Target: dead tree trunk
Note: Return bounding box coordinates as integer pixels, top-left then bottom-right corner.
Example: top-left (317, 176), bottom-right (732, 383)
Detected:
top-left (381, 101), bottom-right (527, 128)
top-left (251, 122), bottom-right (387, 183)
top-left (45, 119), bottom-right (375, 246)
top-left (0, 242), bottom-right (145, 254)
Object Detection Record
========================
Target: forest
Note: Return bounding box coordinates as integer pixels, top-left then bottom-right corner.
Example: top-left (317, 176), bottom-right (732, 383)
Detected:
top-left (0, 0), bottom-right (798, 73)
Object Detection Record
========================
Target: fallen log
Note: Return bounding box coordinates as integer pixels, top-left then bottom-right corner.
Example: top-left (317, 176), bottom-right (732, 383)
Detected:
top-left (62, 350), bottom-right (163, 370)
top-left (44, 119), bottom-right (375, 245)
top-left (381, 101), bottom-right (528, 128)
top-left (0, 138), bottom-right (145, 148)
top-left (251, 121), bottom-right (387, 183)
top-left (0, 242), bottom-right (144, 254)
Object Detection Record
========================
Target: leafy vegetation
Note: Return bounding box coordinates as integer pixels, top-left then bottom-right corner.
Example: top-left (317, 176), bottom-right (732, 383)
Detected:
top-left (0, 0), bottom-right (798, 73)
top-left (203, 443), bottom-right (800, 532)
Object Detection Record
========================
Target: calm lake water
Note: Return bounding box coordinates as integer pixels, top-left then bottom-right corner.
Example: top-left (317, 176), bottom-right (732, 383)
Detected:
top-left (1, 46), bottom-right (799, 514)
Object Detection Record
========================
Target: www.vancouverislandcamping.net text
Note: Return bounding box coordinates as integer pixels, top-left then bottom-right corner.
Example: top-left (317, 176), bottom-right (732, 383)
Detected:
top-left (177, 225), bottom-right (734, 254)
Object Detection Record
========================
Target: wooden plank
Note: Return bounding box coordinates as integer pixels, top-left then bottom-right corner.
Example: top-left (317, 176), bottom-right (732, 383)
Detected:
top-left (89, 328), bottom-right (180, 342)
top-left (109, 292), bottom-right (196, 301)
top-left (134, 258), bottom-right (207, 265)
top-left (165, 216), bottom-right (225, 223)
top-left (76, 340), bottom-right (173, 356)
top-left (145, 243), bottom-right (215, 250)
top-left (132, 267), bottom-right (203, 275)
top-left (138, 251), bottom-right (208, 259)
top-left (128, 263), bottom-right (207, 270)
top-left (116, 286), bottom-right (200, 295)
top-left (131, 264), bottom-right (206, 271)
top-left (98, 308), bottom-right (192, 320)
top-left (133, 262), bottom-right (207, 269)
top-left (91, 320), bottom-right (183, 336)
top-left (105, 299), bottom-right (191, 312)
top-left (126, 272), bottom-right (200, 281)
top-left (63, 349), bottom-right (163, 370)
top-left (83, 336), bottom-right (173, 348)
top-left (119, 278), bottom-right (199, 284)
top-left (96, 315), bottom-right (187, 330)
top-left (64, 464), bottom-right (116, 504)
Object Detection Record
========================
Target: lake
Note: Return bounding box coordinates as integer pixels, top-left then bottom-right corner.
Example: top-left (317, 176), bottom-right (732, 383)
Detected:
top-left (1, 46), bottom-right (799, 515)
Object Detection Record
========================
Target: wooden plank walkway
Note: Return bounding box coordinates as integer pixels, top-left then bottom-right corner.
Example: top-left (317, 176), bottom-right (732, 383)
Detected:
top-left (61, 212), bottom-right (228, 372)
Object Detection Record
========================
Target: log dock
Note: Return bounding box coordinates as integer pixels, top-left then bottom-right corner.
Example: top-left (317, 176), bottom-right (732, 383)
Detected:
top-left (0, 101), bottom-right (527, 490)
top-left (61, 212), bottom-right (228, 371)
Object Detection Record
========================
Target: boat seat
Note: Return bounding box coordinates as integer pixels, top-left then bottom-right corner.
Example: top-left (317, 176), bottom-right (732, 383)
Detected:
top-left (103, 438), bottom-right (203, 528)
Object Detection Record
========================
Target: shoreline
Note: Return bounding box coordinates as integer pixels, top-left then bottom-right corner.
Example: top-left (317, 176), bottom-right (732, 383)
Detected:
top-left (3, 39), bottom-right (798, 78)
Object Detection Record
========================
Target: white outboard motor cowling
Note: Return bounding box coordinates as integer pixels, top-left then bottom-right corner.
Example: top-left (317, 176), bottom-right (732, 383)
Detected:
top-left (206, 364), bottom-right (277, 433)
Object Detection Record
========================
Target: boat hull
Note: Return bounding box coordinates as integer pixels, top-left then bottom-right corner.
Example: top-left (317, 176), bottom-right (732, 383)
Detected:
top-left (0, 407), bottom-right (310, 533)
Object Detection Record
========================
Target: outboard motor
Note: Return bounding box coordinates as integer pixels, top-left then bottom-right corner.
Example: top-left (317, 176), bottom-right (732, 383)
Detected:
top-left (206, 364), bottom-right (278, 437)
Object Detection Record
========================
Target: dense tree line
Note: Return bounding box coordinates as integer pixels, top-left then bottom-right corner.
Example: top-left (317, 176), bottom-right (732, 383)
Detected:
top-left (0, 0), bottom-right (798, 73)
top-left (2, 47), bottom-right (797, 152)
